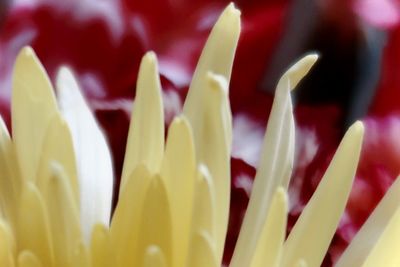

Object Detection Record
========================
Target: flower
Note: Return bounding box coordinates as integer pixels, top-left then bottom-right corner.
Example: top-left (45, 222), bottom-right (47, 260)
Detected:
top-left (6, 3), bottom-right (400, 267)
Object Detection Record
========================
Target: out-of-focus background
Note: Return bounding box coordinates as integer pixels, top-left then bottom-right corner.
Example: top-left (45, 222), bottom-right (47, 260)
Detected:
top-left (0, 0), bottom-right (399, 266)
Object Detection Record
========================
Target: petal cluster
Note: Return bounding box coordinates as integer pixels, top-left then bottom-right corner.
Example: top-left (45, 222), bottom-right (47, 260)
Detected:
top-left (1, 3), bottom-right (397, 267)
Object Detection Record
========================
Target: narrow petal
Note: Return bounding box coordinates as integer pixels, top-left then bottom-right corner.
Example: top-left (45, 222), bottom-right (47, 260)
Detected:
top-left (189, 165), bottom-right (216, 240)
top-left (336, 176), bottom-right (400, 266)
top-left (90, 224), bottom-right (115, 267)
top-left (183, 3), bottom-right (240, 119)
top-left (36, 116), bottom-right (79, 206)
top-left (40, 163), bottom-right (81, 267)
top-left (135, 175), bottom-right (173, 267)
top-left (231, 55), bottom-right (317, 267)
top-left (17, 182), bottom-right (54, 267)
top-left (186, 231), bottom-right (218, 267)
top-left (110, 165), bottom-right (151, 267)
top-left (18, 251), bottom-right (43, 267)
top-left (71, 241), bottom-right (91, 267)
top-left (143, 246), bottom-right (167, 267)
top-left (56, 67), bottom-right (113, 242)
top-left (249, 187), bottom-right (288, 267)
top-left (188, 72), bottom-right (233, 258)
top-left (361, 207), bottom-right (400, 267)
top-left (161, 116), bottom-right (196, 267)
top-left (0, 220), bottom-right (15, 267)
top-left (12, 47), bottom-right (58, 182)
top-left (120, 52), bottom-right (164, 193)
top-left (0, 116), bottom-right (21, 227)
top-left (281, 121), bottom-right (364, 267)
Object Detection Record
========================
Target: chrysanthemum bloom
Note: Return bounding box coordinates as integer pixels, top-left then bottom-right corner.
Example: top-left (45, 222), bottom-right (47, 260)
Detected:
top-left (1, 3), bottom-right (399, 267)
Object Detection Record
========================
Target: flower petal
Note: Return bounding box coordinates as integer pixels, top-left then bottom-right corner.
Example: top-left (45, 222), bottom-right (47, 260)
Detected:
top-left (249, 187), bottom-right (287, 267)
top-left (336, 175), bottom-right (400, 266)
top-left (56, 67), bottom-right (113, 242)
top-left (120, 52), bottom-right (164, 193)
top-left (161, 116), bottom-right (196, 267)
top-left (281, 121), bottom-right (364, 267)
top-left (12, 47), bottom-right (58, 183)
top-left (231, 55), bottom-right (317, 267)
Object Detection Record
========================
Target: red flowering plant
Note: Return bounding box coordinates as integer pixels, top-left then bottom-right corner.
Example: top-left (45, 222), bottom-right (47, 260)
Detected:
top-left (0, 0), bottom-right (399, 266)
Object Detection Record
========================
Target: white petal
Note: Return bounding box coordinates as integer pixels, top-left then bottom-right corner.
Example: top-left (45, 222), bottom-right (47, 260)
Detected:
top-left (56, 67), bottom-right (113, 242)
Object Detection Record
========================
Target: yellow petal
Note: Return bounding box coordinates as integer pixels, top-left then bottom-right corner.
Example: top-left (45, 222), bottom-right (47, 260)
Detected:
top-left (40, 163), bottom-right (81, 267)
top-left (183, 3), bottom-right (240, 119)
top-left (281, 121), bottom-right (364, 267)
top-left (0, 116), bottom-right (21, 228)
top-left (0, 220), bottom-right (15, 267)
top-left (231, 55), bottom-right (317, 267)
top-left (17, 182), bottom-right (54, 267)
top-left (190, 165), bottom-right (216, 239)
top-left (71, 241), bottom-right (91, 267)
top-left (110, 165), bottom-right (151, 267)
top-left (361, 207), bottom-right (400, 267)
top-left (249, 187), bottom-right (288, 267)
top-left (17, 251), bottom-right (42, 267)
top-left (184, 72), bottom-right (232, 259)
top-left (12, 47), bottom-right (58, 182)
top-left (90, 224), bottom-right (114, 267)
top-left (161, 116), bottom-right (196, 267)
top-left (136, 175), bottom-right (173, 267)
top-left (186, 231), bottom-right (218, 267)
top-left (336, 176), bottom-right (400, 266)
top-left (36, 115), bottom-right (79, 206)
top-left (120, 52), bottom-right (164, 192)
top-left (143, 246), bottom-right (167, 267)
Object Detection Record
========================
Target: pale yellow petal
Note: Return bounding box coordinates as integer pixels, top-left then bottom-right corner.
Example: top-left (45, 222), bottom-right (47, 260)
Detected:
top-left (249, 187), bottom-right (288, 267)
top-left (120, 52), bottom-right (164, 192)
top-left (0, 220), bottom-right (15, 267)
top-left (90, 224), bottom-right (114, 267)
top-left (336, 176), bottom-right (400, 266)
top-left (136, 175), bottom-right (173, 267)
top-left (183, 4), bottom-right (240, 258)
top-left (143, 246), bottom-right (167, 267)
top-left (231, 55), bottom-right (317, 267)
top-left (17, 182), bottom-right (54, 267)
top-left (184, 72), bottom-right (232, 259)
top-left (36, 115), bottom-right (79, 206)
top-left (12, 47), bottom-right (58, 182)
top-left (361, 207), bottom-right (400, 267)
top-left (110, 165), bottom-right (151, 267)
top-left (190, 165), bottom-right (216, 238)
top-left (71, 241), bottom-right (91, 267)
top-left (183, 3), bottom-right (240, 119)
top-left (186, 231), bottom-right (218, 267)
top-left (40, 163), bottom-right (81, 267)
top-left (161, 116), bottom-right (196, 267)
top-left (281, 121), bottom-right (364, 267)
top-left (0, 116), bottom-right (21, 228)
top-left (17, 251), bottom-right (42, 267)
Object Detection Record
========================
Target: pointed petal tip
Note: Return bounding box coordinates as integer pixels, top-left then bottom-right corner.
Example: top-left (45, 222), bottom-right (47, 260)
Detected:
top-left (18, 46), bottom-right (35, 58)
top-left (226, 2), bottom-right (241, 16)
top-left (207, 72), bottom-right (228, 94)
top-left (285, 54), bottom-right (319, 91)
top-left (351, 120), bottom-right (365, 133)
top-left (143, 51), bottom-right (157, 63)
top-left (275, 187), bottom-right (288, 204)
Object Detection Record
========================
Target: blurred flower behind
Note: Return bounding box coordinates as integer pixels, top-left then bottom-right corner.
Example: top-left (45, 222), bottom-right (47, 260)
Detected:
top-left (0, 0), bottom-right (400, 266)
